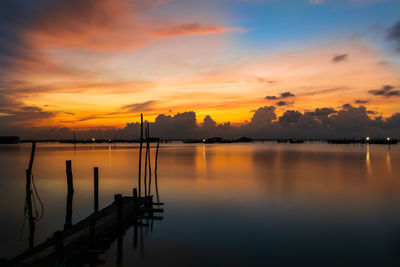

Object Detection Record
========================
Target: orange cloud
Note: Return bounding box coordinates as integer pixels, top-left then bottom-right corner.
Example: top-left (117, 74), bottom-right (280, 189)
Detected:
top-left (152, 23), bottom-right (244, 37)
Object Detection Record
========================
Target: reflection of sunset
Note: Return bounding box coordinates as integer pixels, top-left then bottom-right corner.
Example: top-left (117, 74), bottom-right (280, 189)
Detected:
top-left (2, 142), bottom-right (400, 263)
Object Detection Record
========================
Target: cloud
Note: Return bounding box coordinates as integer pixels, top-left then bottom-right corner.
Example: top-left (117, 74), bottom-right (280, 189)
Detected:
top-left (306, 107), bottom-right (337, 117)
top-left (250, 106), bottom-right (276, 125)
top-left (0, 0), bottom-right (241, 78)
top-left (265, 91), bottom-right (295, 100)
top-left (368, 85), bottom-right (400, 97)
top-left (152, 23), bottom-right (244, 37)
top-left (332, 54), bottom-right (348, 63)
top-left (0, 105), bottom-right (55, 131)
top-left (3, 105), bottom-right (400, 139)
top-left (354, 99), bottom-right (369, 104)
top-left (152, 111), bottom-right (197, 139)
top-left (276, 100), bottom-right (293, 106)
top-left (122, 100), bottom-right (157, 112)
top-left (300, 87), bottom-right (347, 96)
top-left (203, 115), bottom-right (217, 128)
top-left (278, 110), bottom-right (302, 124)
top-left (387, 20), bottom-right (400, 52)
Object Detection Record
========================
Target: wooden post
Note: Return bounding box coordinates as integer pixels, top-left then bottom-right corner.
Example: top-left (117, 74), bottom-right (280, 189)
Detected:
top-left (133, 222), bottom-right (138, 249)
top-left (64, 160), bottom-right (74, 229)
top-left (133, 188), bottom-right (138, 214)
top-left (90, 215), bottom-right (95, 240)
top-left (114, 194), bottom-right (123, 229)
top-left (138, 113), bottom-right (143, 197)
top-left (53, 231), bottom-right (64, 266)
top-left (144, 125), bottom-right (148, 197)
top-left (94, 167), bottom-right (99, 214)
top-left (147, 124), bottom-right (152, 197)
top-left (132, 188), bottom-right (138, 250)
top-left (155, 138), bottom-right (160, 203)
top-left (117, 235), bottom-right (123, 267)
top-left (25, 141), bottom-right (36, 249)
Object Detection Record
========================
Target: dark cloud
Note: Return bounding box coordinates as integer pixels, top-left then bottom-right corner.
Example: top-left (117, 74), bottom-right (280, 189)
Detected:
top-left (265, 91), bottom-right (295, 100)
top-left (2, 105), bottom-right (400, 139)
top-left (387, 20), bottom-right (400, 52)
top-left (332, 54), bottom-right (348, 63)
top-left (280, 92), bottom-right (295, 98)
top-left (367, 110), bottom-right (378, 115)
top-left (278, 110), bottom-right (302, 124)
top-left (385, 113), bottom-right (400, 128)
top-left (306, 108), bottom-right (337, 117)
top-left (203, 115), bottom-right (216, 128)
top-left (341, 103), bottom-right (353, 110)
top-left (0, 88), bottom-right (55, 129)
top-left (355, 99), bottom-right (369, 104)
top-left (0, 105), bottom-right (55, 135)
top-left (276, 101), bottom-right (288, 106)
top-left (250, 106), bottom-right (276, 125)
top-left (122, 100), bottom-right (157, 112)
top-left (276, 100), bottom-right (294, 106)
top-left (368, 85), bottom-right (400, 97)
top-left (152, 111), bottom-right (197, 139)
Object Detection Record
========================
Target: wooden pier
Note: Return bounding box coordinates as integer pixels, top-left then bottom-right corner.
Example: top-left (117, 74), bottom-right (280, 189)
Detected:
top-left (8, 192), bottom-right (163, 266)
top-left (2, 113), bottom-right (164, 266)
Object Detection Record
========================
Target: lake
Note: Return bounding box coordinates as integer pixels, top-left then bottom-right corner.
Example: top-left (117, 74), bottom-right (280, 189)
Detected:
top-left (0, 142), bottom-right (399, 266)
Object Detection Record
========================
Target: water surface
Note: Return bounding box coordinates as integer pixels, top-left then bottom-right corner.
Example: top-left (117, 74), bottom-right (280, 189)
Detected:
top-left (0, 142), bottom-right (399, 266)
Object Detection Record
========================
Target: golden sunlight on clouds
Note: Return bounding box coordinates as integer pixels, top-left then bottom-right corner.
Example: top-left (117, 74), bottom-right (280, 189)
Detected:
top-left (1, 0), bottom-right (399, 132)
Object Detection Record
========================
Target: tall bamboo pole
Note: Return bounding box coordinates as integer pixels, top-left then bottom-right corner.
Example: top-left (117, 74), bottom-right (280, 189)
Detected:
top-left (25, 141), bottom-right (36, 249)
top-left (147, 124), bottom-right (152, 196)
top-left (138, 114), bottom-right (143, 197)
top-left (154, 138), bottom-right (160, 203)
top-left (144, 124), bottom-right (148, 197)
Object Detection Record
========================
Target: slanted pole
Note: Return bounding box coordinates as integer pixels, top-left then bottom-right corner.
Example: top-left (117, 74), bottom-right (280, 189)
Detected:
top-left (25, 141), bottom-right (36, 249)
top-left (138, 113), bottom-right (143, 197)
top-left (64, 160), bottom-right (74, 229)
top-left (94, 167), bottom-right (99, 214)
top-left (147, 124), bottom-right (152, 196)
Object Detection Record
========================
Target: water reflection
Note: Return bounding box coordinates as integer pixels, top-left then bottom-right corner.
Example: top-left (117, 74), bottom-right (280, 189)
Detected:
top-left (1, 143), bottom-right (400, 266)
top-left (386, 151), bottom-right (392, 175)
top-left (366, 144), bottom-right (372, 177)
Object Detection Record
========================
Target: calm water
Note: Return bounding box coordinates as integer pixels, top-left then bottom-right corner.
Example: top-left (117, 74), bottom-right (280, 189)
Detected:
top-left (0, 142), bottom-right (400, 266)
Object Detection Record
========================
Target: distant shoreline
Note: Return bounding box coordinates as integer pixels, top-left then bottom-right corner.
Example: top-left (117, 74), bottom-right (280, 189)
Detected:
top-left (2, 137), bottom-right (397, 145)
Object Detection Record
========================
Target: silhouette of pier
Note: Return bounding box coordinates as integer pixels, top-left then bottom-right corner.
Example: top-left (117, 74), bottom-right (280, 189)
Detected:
top-left (9, 193), bottom-right (163, 266)
top-left (3, 113), bottom-right (163, 266)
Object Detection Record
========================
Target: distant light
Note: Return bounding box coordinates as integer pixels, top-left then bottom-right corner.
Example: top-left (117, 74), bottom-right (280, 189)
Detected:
top-left (387, 137), bottom-right (390, 141)
top-left (108, 139), bottom-right (111, 142)
top-left (202, 139), bottom-right (206, 142)
top-left (366, 137), bottom-right (370, 141)
top-left (92, 138), bottom-right (95, 142)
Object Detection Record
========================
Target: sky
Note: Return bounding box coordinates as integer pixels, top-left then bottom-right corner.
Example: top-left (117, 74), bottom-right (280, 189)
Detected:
top-left (0, 0), bottom-right (400, 139)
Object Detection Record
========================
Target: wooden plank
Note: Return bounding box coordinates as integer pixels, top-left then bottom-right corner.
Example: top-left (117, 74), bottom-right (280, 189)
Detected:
top-left (11, 195), bottom-right (155, 266)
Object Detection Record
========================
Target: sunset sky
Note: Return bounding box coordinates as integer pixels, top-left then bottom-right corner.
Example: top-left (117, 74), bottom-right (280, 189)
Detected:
top-left (1, 0), bottom-right (400, 134)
